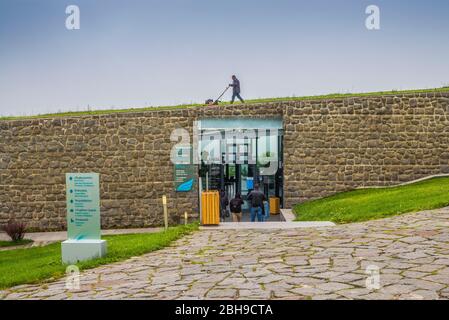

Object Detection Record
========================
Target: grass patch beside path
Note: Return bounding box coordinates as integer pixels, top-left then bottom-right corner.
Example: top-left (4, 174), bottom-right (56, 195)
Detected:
top-left (0, 239), bottom-right (33, 248)
top-left (0, 224), bottom-right (198, 289)
top-left (293, 177), bottom-right (449, 224)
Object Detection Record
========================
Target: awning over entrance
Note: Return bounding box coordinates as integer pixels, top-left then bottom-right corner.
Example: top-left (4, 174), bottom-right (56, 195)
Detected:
top-left (198, 118), bottom-right (283, 130)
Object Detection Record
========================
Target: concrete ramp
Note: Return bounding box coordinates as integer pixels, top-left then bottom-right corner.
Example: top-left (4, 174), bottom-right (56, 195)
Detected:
top-left (200, 221), bottom-right (335, 230)
top-left (199, 209), bottom-right (335, 229)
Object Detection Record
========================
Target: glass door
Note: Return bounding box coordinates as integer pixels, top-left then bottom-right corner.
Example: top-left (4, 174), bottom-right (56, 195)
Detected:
top-left (198, 124), bottom-right (284, 211)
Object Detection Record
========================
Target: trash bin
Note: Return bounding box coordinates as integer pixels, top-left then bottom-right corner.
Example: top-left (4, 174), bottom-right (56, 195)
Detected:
top-left (201, 191), bottom-right (220, 225)
top-left (269, 197), bottom-right (280, 215)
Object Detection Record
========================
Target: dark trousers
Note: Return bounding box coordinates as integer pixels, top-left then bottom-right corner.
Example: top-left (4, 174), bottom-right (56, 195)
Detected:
top-left (231, 92), bottom-right (244, 103)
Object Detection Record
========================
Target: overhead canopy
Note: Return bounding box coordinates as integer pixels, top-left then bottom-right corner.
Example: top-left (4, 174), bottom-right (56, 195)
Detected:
top-left (198, 118), bottom-right (283, 130)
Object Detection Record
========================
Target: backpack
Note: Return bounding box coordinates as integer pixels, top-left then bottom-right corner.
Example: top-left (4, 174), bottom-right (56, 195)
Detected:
top-left (230, 198), bottom-right (242, 213)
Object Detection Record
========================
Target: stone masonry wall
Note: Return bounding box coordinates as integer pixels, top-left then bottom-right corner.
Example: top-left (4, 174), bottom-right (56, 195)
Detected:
top-left (0, 104), bottom-right (282, 231)
top-left (0, 92), bottom-right (448, 230)
top-left (283, 92), bottom-right (449, 207)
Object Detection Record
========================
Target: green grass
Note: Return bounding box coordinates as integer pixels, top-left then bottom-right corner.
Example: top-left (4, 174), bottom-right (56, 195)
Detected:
top-left (293, 177), bottom-right (449, 224)
top-left (1, 86), bottom-right (448, 120)
top-left (0, 239), bottom-right (33, 248)
top-left (0, 224), bottom-right (197, 289)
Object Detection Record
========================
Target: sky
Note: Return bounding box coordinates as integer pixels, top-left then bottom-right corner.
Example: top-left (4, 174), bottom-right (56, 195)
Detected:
top-left (0, 0), bottom-right (448, 116)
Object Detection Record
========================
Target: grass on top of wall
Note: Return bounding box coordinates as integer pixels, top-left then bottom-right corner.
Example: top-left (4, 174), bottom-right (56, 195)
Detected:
top-left (0, 224), bottom-right (198, 290)
top-left (1, 86), bottom-right (449, 120)
top-left (293, 177), bottom-right (449, 224)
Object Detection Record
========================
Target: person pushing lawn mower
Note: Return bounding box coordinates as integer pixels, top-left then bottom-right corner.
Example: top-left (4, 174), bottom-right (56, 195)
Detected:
top-left (205, 75), bottom-right (245, 105)
top-left (229, 75), bottom-right (245, 104)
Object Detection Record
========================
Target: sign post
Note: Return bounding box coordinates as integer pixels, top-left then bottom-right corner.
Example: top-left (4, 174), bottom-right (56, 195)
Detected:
top-left (173, 145), bottom-right (194, 192)
top-left (61, 173), bottom-right (107, 264)
top-left (174, 164), bottom-right (195, 192)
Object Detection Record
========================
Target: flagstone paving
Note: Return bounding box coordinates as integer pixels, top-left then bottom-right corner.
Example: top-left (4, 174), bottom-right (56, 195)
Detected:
top-left (2, 207), bottom-right (449, 300)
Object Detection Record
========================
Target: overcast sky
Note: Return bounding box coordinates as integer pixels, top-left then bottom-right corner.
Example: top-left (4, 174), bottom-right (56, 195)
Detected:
top-left (1, 0), bottom-right (448, 116)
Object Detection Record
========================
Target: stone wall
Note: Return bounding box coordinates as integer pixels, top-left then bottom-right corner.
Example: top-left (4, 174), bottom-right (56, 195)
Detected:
top-left (283, 92), bottom-right (449, 207)
top-left (1, 92), bottom-right (448, 230)
top-left (0, 111), bottom-right (197, 231)
top-left (0, 103), bottom-right (282, 231)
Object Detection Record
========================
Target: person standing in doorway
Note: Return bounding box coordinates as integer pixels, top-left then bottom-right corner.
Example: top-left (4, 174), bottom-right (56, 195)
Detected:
top-left (247, 184), bottom-right (266, 222)
top-left (229, 75), bottom-right (245, 104)
top-left (230, 192), bottom-right (244, 222)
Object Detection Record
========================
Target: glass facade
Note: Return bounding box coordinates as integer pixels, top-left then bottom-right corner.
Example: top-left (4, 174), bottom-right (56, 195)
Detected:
top-left (197, 119), bottom-right (284, 212)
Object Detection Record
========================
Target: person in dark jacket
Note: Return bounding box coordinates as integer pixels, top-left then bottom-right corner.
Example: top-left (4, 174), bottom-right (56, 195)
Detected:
top-left (229, 192), bottom-right (244, 222)
top-left (247, 184), bottom-right (266, 222)
top-left (219, 189), bottom-right (229, 222)
top-left (229, 75), bottom-right (244, 104)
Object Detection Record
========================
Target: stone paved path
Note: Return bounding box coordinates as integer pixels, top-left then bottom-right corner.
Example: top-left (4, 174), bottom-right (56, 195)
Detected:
top-left (2, 208), bottom-right (449, 300)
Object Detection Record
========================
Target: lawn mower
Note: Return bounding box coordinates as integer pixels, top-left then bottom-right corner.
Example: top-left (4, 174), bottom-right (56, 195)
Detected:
top-left (205, 85), bottom-right (230, 105)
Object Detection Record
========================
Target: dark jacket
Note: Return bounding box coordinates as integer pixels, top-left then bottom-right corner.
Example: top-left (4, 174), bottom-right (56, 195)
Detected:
top-left (230, 78), bottom-right (241, 94)
top-left (230, 197), bottom-right (244, 213)
top-left (247, 190), bottom-right (266, 208)
top-left (220, 193), bottom-right (229, 209)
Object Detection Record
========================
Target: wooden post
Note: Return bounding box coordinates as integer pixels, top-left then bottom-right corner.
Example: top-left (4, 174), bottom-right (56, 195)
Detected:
top-left (184, 211), bottom-right (188, 225)
top-left (162, 195), bottom-right (168, 231)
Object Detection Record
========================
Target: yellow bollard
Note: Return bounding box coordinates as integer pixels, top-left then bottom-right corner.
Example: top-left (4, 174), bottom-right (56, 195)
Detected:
top-left (162, 195), bottom-right (168, 231)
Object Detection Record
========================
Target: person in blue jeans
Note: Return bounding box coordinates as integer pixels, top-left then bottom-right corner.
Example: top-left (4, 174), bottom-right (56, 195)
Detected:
top-left (250, 206), bottom-right (264, 222)
top-left (229, 75), bottom-right (245, 104)
top-left (247, 184), bottom-right (266, 222)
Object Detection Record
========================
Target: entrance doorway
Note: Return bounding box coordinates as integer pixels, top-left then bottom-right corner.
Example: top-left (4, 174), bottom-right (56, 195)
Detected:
top-left (197, 118), bottom-right (283, 222)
